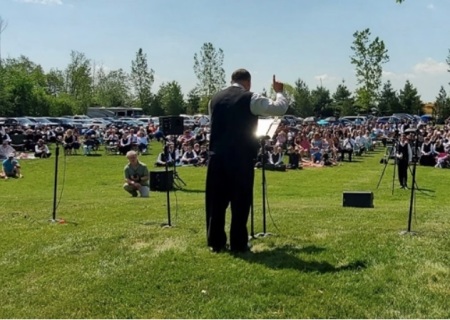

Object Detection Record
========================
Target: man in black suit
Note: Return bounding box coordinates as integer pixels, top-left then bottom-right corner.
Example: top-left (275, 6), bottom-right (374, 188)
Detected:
top-left (206, 69), bottom-right (288, 253)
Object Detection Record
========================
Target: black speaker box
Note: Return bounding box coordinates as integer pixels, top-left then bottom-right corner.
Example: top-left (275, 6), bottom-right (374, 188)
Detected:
top-left (160, 116), bottom-right (184, 135)
top-left (150, 170), bottom-right (174, 191)
top-left (343, 191), bottom-right (374, 208)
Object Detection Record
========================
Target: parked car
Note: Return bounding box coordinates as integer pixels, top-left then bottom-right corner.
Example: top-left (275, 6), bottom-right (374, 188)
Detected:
top-left (282, 114), bottom-right (300, 126)
top-left (392, 113), bottom-right (415, 122)
top-left (376, 116), bottom-right (401, 124)
top-left (339, 116), bottom-right (368, 125)
top-left (3, 117), bottom-right (36, 129)
top-left (28, 117), bottom-right (60, 128)
top-left (46, 117), bottom-right (79, 130)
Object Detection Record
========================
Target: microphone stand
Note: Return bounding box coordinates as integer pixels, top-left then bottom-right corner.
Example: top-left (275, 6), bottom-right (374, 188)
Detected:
top-left (256, 137), bottom-right (274, 238)
top-left (50, 140), bottom-right (61, 223)
top-left (404, 132), bottom-right (420, 234)
top-left (161, 139), bottom-right (172, 228)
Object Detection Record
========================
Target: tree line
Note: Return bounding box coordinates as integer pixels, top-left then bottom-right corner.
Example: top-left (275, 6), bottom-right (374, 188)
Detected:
top-left (0, 14), bottom-right (449, 120)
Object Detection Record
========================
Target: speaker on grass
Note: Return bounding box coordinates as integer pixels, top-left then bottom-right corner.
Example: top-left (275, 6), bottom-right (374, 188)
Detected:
top-left (343, 191), bottom-right (374, 208)
top-left (160, 116), bottom-right (184, 135)
top-left (150, 170), bottom-right (174, 191)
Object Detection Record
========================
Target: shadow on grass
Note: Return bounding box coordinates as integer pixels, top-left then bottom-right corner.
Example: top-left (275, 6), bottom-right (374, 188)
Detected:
top-left (175, 188), bottom-right (205, 193)
top-left (233, 244), bottom-right (367, 273)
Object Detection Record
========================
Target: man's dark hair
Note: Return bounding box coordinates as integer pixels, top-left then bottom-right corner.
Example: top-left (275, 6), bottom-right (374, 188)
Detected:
top-left (231, 69), bottom-right (251, 82)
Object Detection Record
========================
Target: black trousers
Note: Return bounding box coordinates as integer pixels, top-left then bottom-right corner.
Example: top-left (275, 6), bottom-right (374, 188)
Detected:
top-left (205, 151), bottom-right (254, 251)
top-left (397, 160), bottom-right (408, 187)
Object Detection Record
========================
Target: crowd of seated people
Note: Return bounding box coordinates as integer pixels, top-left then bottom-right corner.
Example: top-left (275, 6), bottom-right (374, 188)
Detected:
top-left (5, 115), bottom-right (450, 173)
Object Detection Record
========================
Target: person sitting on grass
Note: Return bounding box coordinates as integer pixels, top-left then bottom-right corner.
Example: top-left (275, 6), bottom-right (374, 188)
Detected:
top-left (123, 150), bottom-right (149, 198)
top-left (181, 144), bottom-right (198, 165)
top-left (34, 139), bottom-right (52, 158)
top-left (0, 140), bottom-right (16, 160)
top-left (197, 144), bottom-right (209, 166)
top-left (155, 147), bottom-right (175, 167)
top-left (286, 146), bottom-right (301, 169)
top-left (1, 153), bottom-right (23, 179)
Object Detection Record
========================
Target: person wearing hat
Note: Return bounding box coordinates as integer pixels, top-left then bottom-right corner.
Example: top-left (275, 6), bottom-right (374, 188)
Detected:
top-left (34, 139), bottom-right (52, 158)
top-left (1, 153), bottom-right (22, 179)
top-left (0, 140), bottom-right (16, 160)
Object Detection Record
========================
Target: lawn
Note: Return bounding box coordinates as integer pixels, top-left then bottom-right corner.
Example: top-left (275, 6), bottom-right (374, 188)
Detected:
top-left (0, 144), bottom-right (449, 318)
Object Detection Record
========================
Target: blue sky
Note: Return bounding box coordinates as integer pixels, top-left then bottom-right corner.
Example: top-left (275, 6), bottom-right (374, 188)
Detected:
top-left (1, 0), bottom-right (450, 102)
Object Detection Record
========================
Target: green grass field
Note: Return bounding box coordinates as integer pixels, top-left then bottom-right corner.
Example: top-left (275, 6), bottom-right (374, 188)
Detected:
top-left (1, 145), bottom-right (449, 318)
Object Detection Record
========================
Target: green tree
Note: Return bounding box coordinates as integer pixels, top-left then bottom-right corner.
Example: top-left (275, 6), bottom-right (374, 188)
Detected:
top-left (65, 50), bottom-right (92, 114)
top-left (398, 80), bottom-right (422, 114)
top-left (332, 80), bottom-right (354, 116)
top-left (193, 42), bottom-right (226, 99)
top-left (46, 68), bottom-right (65, 97)
top-left (157, 81), bottom-right (185, 115)
top-left (185, 88), bottom-right (201, 115)
top-left (434, 86), bottom-right (450, 121)
top-left (378, 81), bottom-right (401, 115)
top-left (1, 56), bottom-right (49, 116)
top-left (291, 78), bottom-right (313, 117)
top-left (131, 48), bottom-right (154, 110)
top-left (350, 28), bottom-right (389, 113)
top-left (94, 68), bottom-right (130, 107)
top-left (310, 85), bottom-right (332, 117)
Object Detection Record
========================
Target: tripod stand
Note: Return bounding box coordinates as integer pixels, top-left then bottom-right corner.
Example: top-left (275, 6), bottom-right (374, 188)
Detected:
top-left (376, 141), bottom-right (397, 195)
top-left (377, 139), bottom-right (419, 194)
top-left (172, 139), bottom-right (186, 190)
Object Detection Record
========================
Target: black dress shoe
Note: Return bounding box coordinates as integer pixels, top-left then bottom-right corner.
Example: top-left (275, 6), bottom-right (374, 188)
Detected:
top-left (230, 242), bottom-right (252, 253)
top-left (209, 245), bottom-right (228, 253)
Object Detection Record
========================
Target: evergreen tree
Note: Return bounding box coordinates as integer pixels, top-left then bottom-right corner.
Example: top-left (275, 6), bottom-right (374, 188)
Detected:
top-left (378, 81), bottom-right (401, 115)
top-left (434, 86), bottom-right (450, 122)
top-left (131, 48), bottom-right (154, 111)
top-left (332, 80), bottom-right (354, 117)
top-left (398, 80), bottom-right (422, 114)
top-left (292, 79), bottom-right (313, 117)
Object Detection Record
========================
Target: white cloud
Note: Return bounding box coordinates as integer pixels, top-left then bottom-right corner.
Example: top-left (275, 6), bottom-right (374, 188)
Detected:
top-left (413, 57), bottom-right (447, 75)
top-left (427, 3), bottom-right (435, 10)
top-left (382, 70), bottom-right (416, 81)
top-left (16, 0), bottom-right (63, 5)
top-left (382, 57), bottom-right (449, 101)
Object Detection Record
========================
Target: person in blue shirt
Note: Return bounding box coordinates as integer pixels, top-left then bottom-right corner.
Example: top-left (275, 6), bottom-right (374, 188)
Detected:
top-left (1, 153), bottom-right (23, 179)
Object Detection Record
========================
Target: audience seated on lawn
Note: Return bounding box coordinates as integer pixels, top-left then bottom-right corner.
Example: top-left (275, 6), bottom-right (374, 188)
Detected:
top-left (181, 144), bottom-right (198, 165)
top-left (34, 139), bottom-right (51, 158)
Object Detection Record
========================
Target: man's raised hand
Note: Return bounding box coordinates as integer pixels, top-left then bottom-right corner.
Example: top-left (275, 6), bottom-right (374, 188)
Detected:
top-left (273, 75), bottom-right (284, 93)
